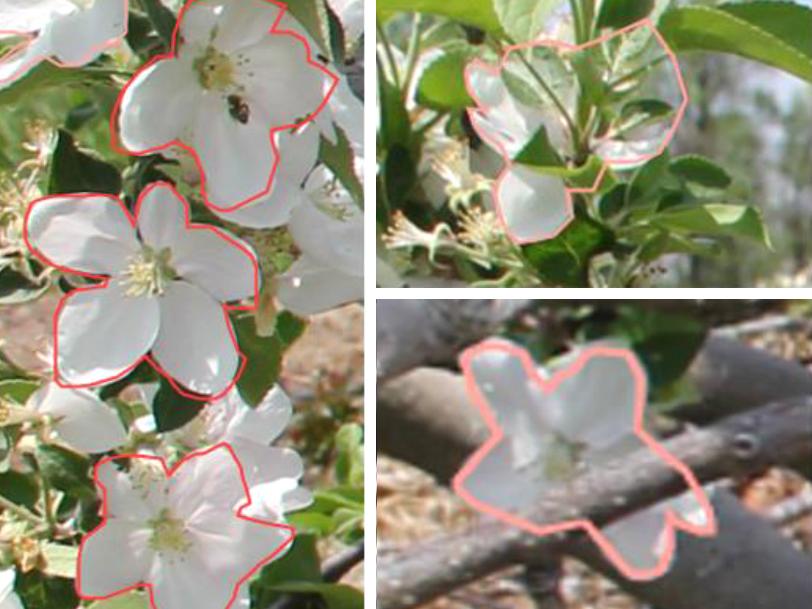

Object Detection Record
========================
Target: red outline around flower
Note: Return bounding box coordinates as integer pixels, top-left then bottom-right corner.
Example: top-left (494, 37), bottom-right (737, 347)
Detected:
top-left (76, 442), bottom-right (296, 609)
top-left (22, 181), bottom-right (260, 402)
top-left (110, 0), bottom-right (339, 213)
top-left (0, 0), bottom-right (130, 87)
top-left (453, 341), bottom-right (716, 580)
top-left (464, 18), bottom-right (689, 244)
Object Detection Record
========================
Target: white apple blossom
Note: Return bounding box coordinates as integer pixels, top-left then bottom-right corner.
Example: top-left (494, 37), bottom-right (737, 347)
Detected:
top-left (458, 341), bottom-right (714, 574)
top-left (0, 568), bottom-right (23, 609)
top-left (0, 0), bottom-right (127, 89)
top-left (78, 444), bottom-right (295, 609)
top-left (117, 0), bottom-right (335, 210)
top-left (27, 382), bottom-right (126, 454)
top-left (326, 0), bottom-right (362, 42)
top-left (24, 182), bottom-right (258, 397)
top-left (172, 385), bottom-right (311, 512)
top-left (276, 166), bottom-right (363, 315)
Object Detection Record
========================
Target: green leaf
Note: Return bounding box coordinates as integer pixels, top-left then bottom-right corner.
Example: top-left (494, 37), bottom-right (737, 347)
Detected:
top-left (252, 535), bottom-right (322, 607)
top-left (320, 130), bottom-right (363, 208)
top-left (626, 151), bottom-right (676, 207)
top-left (233, 312), bottom-right (306, 407)
top-left (493, 0), bottom-right (559, 42)
top-left (617, 98), bottom-right (674, 132)
top-left (377, 64), bottom-right (411, 150)
top-left (653, 203), bottom-right (772, 247)
top-left (287, 0), bottom-right (330, 53)
top-left (660, 2), bottom-right (812, 83)
top-left (152, 378), bottom-right (205, 433)
top-left (335, 424), bottom-right (364, 487)
top-left (0, 63), bottom-right (111, 107)
top-left (36, 443), bottom-right (94, 500)
top-left (0, 470), bottom-right (40, 508)
top-left (513, 127), bottom-right (564, 167)
top-left (0, 264), bottom-right (50, 305)
top-left (0, 379), bottom-right (39, 404)
top-left (268, 583), bottom-right (364, 609)
top-left (415, 48), bottom-right (474, 111)
top-left (382, 144), bottom-right (417, 208)
top-left (377, 0), bottom-right (502, 33)
top-left (597, 0), bottom-right (656, 29)
top-left (41, 543), bottom-right (79, 579)
top-left (49, 129), bottom-right (122, 195)
top-left (669, 154), bottom-right (732, 189)
top-left (140, 0), bottom-right (177, 47)
top-left (88, 593), bottom-right (151, 609)
top-left (522, 213), bottom-right (614, 286)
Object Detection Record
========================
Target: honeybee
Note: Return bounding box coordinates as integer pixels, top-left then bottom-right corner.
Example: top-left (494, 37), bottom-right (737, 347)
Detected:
top-left (227, 94), bottom-right (250, 124)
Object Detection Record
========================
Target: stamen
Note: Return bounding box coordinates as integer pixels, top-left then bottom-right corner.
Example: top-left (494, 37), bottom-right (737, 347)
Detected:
top-left (147, 508), bottom-right (192, 556)
top-left (194, 46), bottom-right (236, 91)
top-left (122, 247), bottom-right (176, 298)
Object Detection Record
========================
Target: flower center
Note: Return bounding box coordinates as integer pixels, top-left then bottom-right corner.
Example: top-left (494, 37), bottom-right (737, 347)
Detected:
top-left (147, 508), bottom-right (192, 556)
top-left (194, 46), bottom-right (236, 91)
top-left (122, 246), bottom-right (176, 298)
top-left (543, 434), bottom-right (586, 481)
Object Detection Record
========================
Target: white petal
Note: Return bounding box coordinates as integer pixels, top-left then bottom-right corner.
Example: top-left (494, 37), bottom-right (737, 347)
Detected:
top-left (45, 0), bottom-right (126, 65)
top-left (78, 520), bottom-right (152, 598)
top-left (235, 34), bottom-right (326, 129)
top-left (602, 503), bottom-right (670, 572)
top-left (134, 183), bottom-right (186, 251)
top-left (321, 76), bottom-right (363, 150)
top-left (137, 184), bottom-right (257, 302)
top-left (209, 126), bottom-right (319, 229)
top-left (25, 195), bottom-right (138, 276)
top-left (465, 344), bottom-right (550, 470)
top-left (118, 56), bottom-right (199, 153)
top-left (149, 551), bottom-right (233, 609)
top-left (214, 0), bottom-right (284, 53)
top-left (0, 567), bottom-right (22, 609)
top-left (188, 93), bottom-right (276, 208)
top-left (326, 0), bottom-right (364, 42)
top-left (96, 459), bottom-right (168, 522)
top-left (152, 281), bottom-right (239, 396)
top-left (497, 165), bottom-right (570, 242)
top-left (230, 443), bottom-right (303, 490)
top-left (0, 1), bottom-right (74, 33)
top-left (29, 383), bottom-right (126, 454)
top-left (276, 255), bottom-right (363, 316)
top-left (224, 385), bottom-right (292, 445)
top-left (289, 195), bottom-right (362, 278)
top-left (56, 281), bottom-right (160, 387)
top-left (244, 478), bottom-right (311, 520)
top-left (170, 445), bottom-right (247, 517)
top-left (547, 351), bottom-right (639, 451)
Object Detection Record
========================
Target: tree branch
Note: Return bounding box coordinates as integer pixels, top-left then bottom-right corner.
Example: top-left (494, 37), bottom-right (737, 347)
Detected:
top-left (377, 398), bottom-right (812, 609)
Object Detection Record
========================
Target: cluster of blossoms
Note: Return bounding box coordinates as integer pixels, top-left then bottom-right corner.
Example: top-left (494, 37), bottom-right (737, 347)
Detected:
top-left (1, 0), bottom-right (363, 607)
top-left (454, 340), bottom-right (716, 580)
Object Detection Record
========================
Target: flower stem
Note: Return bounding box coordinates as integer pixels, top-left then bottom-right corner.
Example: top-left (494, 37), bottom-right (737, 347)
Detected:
top-left (376, 21), bottom-right (401, 90)
top-left (402, 13), bottom-right (423, 100)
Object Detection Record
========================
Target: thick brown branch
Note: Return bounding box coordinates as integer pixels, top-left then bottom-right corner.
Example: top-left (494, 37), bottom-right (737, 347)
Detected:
top-left (377, 398), bottom-right (812, 609)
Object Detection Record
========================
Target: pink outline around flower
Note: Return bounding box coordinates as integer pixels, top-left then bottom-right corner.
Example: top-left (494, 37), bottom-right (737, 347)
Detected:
top-left (76, 442), bottom-right (296, 609)
top-left (110, 0), bottom-right (340, 213)
top-left (464, 18), bottom-right (689, 244)
top-left (453, 341), bottom-right (716, 580)
top-left (22, 182), bottom-right (260, 402)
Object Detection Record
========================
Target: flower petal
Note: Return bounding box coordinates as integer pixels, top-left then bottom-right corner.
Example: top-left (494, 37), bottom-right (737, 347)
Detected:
top-left (601, 502), bottom-right (670, 572)
top-left (188, 93), bottom-right (276, 208)
top-left (78, 519), bottom-right (152, 598)
top-left (45, 0), bottom-right (126, 65)
top-left (289, 191), bottom-right (363, 278)
top-left (56, 281), bottom-right (160, 387)
top-left (214, 0), bottom-right (284, 53)
top-left (152, 281), bottom-right (239, 396)
top-left (118, 55), bottom-right (199, 153)
top-left (276, 255), bottom-right (363, 316)
top-left (209, 126), bottom-right (319, 229)
top-left (137, 184), bottom-right (257, 302)
top-left (0, 1), bottom-right (74, 33)
top-left (235, 34), bottom-right (326, 129)
top-left (170, 445), bottom-right (247, 517)
top-left (25, 195), bottom-right (138, 276)
top-left (226, 384), bottom-right (292, 445)
top-left (497, 165), bottom-right (570, 242)
top-left (465, 344), bottom-right (550, 470)
top-left (96, 459), bottom-right (168, 523)
top-left (547, 351), bottom-right (639, 451)
top-left (29, 383), bottom-right (126, 454)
